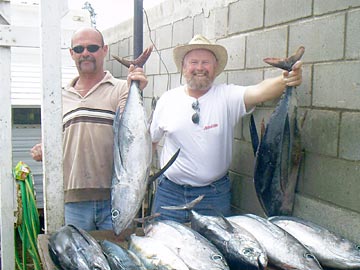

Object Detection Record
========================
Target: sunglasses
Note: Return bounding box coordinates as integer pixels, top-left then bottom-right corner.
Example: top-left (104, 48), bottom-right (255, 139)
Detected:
top-left (192, 100), bottom-right (200, 124)
top-left (72, 44), bottom-right (102, 54)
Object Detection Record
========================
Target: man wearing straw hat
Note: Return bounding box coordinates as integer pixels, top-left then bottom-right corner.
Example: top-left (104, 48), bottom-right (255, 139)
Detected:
top-left (150, 34), bottom-right (302, 223)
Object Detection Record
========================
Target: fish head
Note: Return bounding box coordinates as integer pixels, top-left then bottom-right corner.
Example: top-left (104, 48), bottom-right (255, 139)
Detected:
top-left (238, 246), bottom-right (268, 270)
top-left (301, 251), bottom-right (323, 270)
top-left (111, 207), bottom-right (131, 236)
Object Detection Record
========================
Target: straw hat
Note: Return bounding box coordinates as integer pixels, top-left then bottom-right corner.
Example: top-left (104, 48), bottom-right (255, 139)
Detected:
top-left (173, 34), bottom-right (228, 77)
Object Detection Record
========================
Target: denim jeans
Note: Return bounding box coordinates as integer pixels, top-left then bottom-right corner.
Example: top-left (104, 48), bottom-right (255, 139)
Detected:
top-left (151, 174), bottom-right (231, 223)
top-left (64, 200), bottom-right (112, 231)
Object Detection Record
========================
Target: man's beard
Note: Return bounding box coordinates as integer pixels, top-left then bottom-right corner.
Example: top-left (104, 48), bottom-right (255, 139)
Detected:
top-left (185, 71), bottom-right (213, 91)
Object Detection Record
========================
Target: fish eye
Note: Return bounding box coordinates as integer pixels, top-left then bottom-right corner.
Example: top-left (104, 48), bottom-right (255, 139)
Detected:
top-left (304, 252), bottom-right (315, 259)
top-left (211, 254), bottom-right (224, 261)
top-left (111, 209), bottom-right (119, 219)
top-left (356, 245), bottom-right (360, 251)
top-left (243, 247), bottom-right (254, 255)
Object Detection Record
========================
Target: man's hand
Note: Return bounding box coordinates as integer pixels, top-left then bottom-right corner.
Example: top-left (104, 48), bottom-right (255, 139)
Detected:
top-left (30, 143), bottom-right (43, 162)
top-left (128, 64), bottom-right (148, 91)
top-left (282, 60), bottom-right (303, 87)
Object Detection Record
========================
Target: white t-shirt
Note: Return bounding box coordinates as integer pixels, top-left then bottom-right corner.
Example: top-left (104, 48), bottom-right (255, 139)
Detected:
top-left (150, 84), bottom-right (251, 186)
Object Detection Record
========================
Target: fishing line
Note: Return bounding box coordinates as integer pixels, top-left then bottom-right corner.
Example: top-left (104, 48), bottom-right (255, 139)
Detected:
top-left (143, 8), bottom-right (171, 91)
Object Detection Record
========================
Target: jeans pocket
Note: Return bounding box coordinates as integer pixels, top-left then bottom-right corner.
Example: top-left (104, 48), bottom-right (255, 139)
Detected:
top-left (212, 176), bottom-right (231, 195)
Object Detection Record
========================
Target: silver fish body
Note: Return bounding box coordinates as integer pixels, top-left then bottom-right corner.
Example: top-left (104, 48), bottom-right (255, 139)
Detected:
top-left (111, 81), bottom-right (152, 235)
top-left (99, 239), bottom-right (146, 270)
top-left (190, 211), bottom-right (268, 270)
top-left (48, 224), bottom-right (111, 270)
top-left (269, 216), bottom-right (360, 269)
top-left (228, 214), bottom-right (323, 270)
top-left (144, 220), bottom-right (230, 270)
top-left (128, 234), bottom-right (189, 270)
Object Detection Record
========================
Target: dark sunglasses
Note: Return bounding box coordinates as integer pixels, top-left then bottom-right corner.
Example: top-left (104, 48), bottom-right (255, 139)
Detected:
top-left (192, 100), bottom-right (200, 124)
top-left (72, 44), bottom-right (102, 54)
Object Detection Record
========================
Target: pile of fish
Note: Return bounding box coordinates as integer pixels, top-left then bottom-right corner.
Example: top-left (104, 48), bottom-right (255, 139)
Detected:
top-left (47, 212), bottom-right (360, 270)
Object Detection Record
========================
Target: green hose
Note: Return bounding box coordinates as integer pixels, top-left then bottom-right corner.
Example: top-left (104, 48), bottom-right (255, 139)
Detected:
top-left (13, 161), bottom-right (42, 270)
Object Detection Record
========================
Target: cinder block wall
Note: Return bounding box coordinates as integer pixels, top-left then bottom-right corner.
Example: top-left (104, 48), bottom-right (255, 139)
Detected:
top-left (104, 0), bottom-right (360, 242)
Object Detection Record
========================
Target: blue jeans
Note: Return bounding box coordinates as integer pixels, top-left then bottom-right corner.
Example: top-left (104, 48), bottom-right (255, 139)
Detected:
top-left (65, 200), bottom-right (112, 231)
top-left (151, 174), bottom-right (231, 223)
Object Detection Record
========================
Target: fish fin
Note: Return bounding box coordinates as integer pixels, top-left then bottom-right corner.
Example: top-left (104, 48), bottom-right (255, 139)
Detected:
top-left (112, 45), bottom-right (153, 68)
top-left (149, 148), bottom-right (180, 183)
top-left (260, 118), bottom-right (265, 140)
top-left (263, 46), bottom-right (305, 71)
top-left (133, 213), bottom-right (161, 225)
top-left (218, 214), bottom-right (236, 233)
top-left (161, 194), bottom-right (204, 210)
top-left (249, 114), bottom-right (259, 156)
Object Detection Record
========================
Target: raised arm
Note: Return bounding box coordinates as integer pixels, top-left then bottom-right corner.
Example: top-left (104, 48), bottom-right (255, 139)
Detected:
top-left (244, 60), bottom-right (302, 111)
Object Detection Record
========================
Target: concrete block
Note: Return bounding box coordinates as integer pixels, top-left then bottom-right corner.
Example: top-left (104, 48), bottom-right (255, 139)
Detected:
top-left (346, 9), bottom-right (360, 59)
top-left (300, 153), bottom-right (360, 212)
top-left (203, 7), bottom-right (228, 39)
top-left (265, 0), bottom-right (312, 26)
top-left (153, 74), bottom-right (170, 97)
top-left (228, 69), bottom-right (263, 86)
top-left (143, 30), bottom-right (156, 50)
top-left (218, 35), bottom-right (246, 71)
top-left (159, 47), bottom-right (177, 74)
top-left (170, 73), bottom-right (181, 90)
top-left (172, 17), bottom-right (193, 46)
top-left (246, 27), bottom-right (288, 68)
top-left (118, 38), bottom-right (130, 59)
top-left (145, 50), bottom-right (160, 75)
top-left (289, 14), bottom-right (345, 62)
top-left (301, 109), bottom-right (339, 157)
top-left (313, 61), bottom-right (360, 110)
top-left (231, 139), bottom-right (255, 177)
top-left (193, 13), bottom-right (204, 36)
top-left (228, 0), bottom-right (263, 34)
top-left (230, 172), bottom-right (264, 216)
top-left (111, 59), bottom-right (122, 78)
top-left (155, 24), bottom-right (173, 50)
top-left (142, 75), bottom-right (154, 99)
top-left (339, 112), bottom-right (360, 161)
top-left (314, 0), bottom-right (360, 15)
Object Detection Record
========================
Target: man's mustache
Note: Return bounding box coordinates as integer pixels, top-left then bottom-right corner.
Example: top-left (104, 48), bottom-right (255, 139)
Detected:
top-left (79, 56), bottom-right (96, 63)
top-left (192, 71), bottom-right (208, 76)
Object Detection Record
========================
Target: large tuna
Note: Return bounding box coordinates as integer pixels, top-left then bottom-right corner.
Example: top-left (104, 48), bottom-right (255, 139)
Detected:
top-left (228, 214), bottom-right (323, 270)
top-left (111, 47), bottom-right (153, 235)
top-left (162, 195), bottom-right (268, 270)
top-left (99, 239), bottom-right (146, 270)
top-left (269, 216), bottom-right (360, 269)
top-left (128, 234), bottom-right (189, 270)
top-left (250, 46), bottom-right (305, 217)
top-left (190, 211), bottom-right (268, 270)
top-left (48, 224), bottom-right (110, 270)
top-left (144, 220), bottom-right (230, 270)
